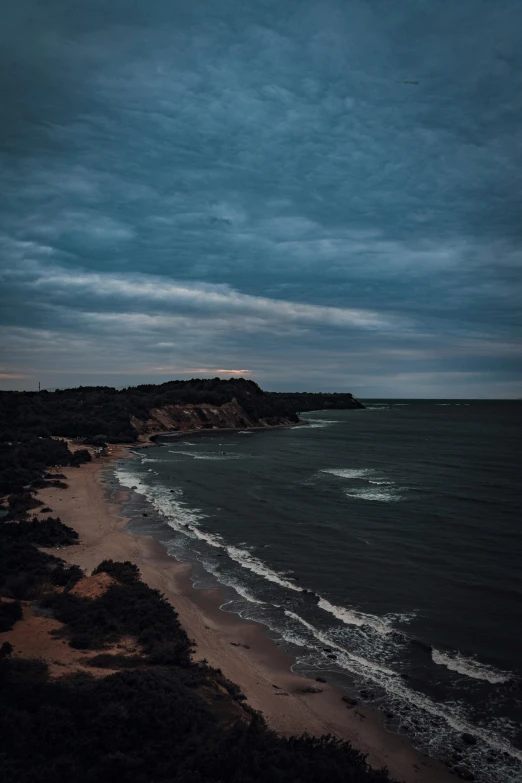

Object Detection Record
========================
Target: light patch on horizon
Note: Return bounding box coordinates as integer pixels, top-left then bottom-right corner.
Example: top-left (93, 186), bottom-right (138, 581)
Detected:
top-left (152, 368), bottom-right (252, 375)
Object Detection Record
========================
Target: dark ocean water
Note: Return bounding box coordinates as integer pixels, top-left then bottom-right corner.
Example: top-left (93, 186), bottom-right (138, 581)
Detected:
top-left (113, 401), bottom-right (522, 783)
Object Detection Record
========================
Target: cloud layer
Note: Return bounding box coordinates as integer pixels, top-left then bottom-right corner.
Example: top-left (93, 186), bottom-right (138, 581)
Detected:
top-left (1, 1), bottom-right (521, 396)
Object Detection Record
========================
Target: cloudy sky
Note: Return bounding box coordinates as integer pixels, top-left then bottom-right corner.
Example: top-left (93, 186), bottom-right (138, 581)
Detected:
top-left (1, 1), bottom-right (521, 397)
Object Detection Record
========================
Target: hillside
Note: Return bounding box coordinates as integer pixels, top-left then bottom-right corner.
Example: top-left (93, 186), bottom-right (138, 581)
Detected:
top-left (0, 379), bottom-right (299, 444)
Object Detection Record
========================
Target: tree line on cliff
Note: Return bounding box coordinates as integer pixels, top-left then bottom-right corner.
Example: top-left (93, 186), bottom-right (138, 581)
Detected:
top-left (0, 378), bottom-right (363, 448)
top-left (0, 378), bottom-right (301, 445)
top-left (269, 391), bottom-right (364, 412)
top-left (0, 379), bottom-right (363, 498)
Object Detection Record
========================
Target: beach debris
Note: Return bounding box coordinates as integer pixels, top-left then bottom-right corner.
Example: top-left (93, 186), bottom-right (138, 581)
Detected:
top-left (142, 512), bottom-right (148, 517)
top-left (315, 677), bottom-right (327, 683)
top-left (342, 696), bottom-right (358, 706)
top-left (461, 733), bottom-right (477, 746)
top-left (304, 686), bottom-right (323, 694)
top-left (272, 684), bottom-right (281, 689)
top-left (274, 692), bottom-right (289, 696)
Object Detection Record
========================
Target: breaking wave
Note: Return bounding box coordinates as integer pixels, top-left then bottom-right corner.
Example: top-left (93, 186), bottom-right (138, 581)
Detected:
top-left (345, 487), bottom-right (403, 502)
top-left (169, 449), bottom-right (243, 460)
top-left (432, 649), bottom-right (512, 684)
top-left (321, 468), bottom-right (375, 479)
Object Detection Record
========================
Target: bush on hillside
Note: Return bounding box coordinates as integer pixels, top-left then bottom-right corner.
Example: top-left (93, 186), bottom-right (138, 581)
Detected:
top-left (0, 601), bottom-right (23, 632)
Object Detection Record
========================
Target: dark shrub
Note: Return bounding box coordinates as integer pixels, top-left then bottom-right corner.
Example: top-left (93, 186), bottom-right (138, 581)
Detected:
top-left (0, 641), bottom-right (13, 658)
top-left (0, 517), bottom-right (78, 547)
top-left (69, 633), bottom-right (95, 650)
top-left (70, 449), bottom-right (92, 466)
top-left (93, 560), bottom-right (140, 585)
top-left (0, 600), bottom-right (23, 631)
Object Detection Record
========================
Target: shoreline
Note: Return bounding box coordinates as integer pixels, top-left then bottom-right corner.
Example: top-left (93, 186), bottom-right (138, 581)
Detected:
top-left (35, 449), bottom-right (453, 783)
top-left (136, 419), bottom-right (307, 446)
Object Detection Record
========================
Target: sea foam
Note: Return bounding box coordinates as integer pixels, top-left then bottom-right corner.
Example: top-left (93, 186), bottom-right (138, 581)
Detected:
top-left (321, 468), bottom-right (374, 479)
top-left (304, 419), bottom-right (337, 429)
top-left (432, 649), bottom-right (511, 684)
top-left (345, 487), bottom-right (402, 502)
top-left (317, 597), bottom-right (393, 635)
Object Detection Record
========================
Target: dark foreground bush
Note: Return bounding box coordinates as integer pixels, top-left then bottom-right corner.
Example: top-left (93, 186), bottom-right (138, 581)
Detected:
top-left (0, 538), bottom-right (82, 599)
top-left (69, 449), bottom-right (91, 466)
top-left (88, 653), bottom-right (146, 669)
top-left (0, 517), bottom-right (78, 547)
top-left (41, 574), bottom-right (192, 661)
top-left (0, 641), bottom-right (13, 658)
top-left (93, 559), bottom-right (140, 585)
top-left (0, 660), bottom-right (395, 783)
top-left (0, 601), bottom-right (22, 632)
top-left (5, 491), bottom-right (42, 520)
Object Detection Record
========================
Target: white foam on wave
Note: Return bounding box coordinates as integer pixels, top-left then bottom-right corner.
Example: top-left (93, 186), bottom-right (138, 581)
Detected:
top-left (225, 545), bottom-right (303, 592)
top-left (321, 468), bottom-right (374, 479)
top-left (116, 462), bottom-right (302, 594)
top-left (317, 598), bottom-right (393, 635)
top-left (116, 466), bottom-right (203, 527)
top-left (368, 479), bottom-right (394, 485)
top-left (305, 419), bottom-right (337, 429)
top-left (283, 610), bottom-right (522, 768)
top-left (284, 610), bottom-right (397, 676)
top-left (432, 649), bottom-right (511, 684)
top-left (169, 449), bottom-right (242, 461)
top-left (385, 610), bottom-right (418, 625)
top-left (115, 461), bottom-right (522, 774)
top-left (345, 487), bottom-right (402, 502)
top-left (218, 577), bottom-right (266, 606)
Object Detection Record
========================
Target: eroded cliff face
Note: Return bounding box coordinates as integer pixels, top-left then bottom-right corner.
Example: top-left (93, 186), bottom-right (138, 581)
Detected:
top-left (130, 397), bottom-right (296, 438)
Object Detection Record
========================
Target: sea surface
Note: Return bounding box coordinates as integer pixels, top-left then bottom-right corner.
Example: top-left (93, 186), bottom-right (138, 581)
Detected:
top-left (113, 401), bottom-right (522, 783)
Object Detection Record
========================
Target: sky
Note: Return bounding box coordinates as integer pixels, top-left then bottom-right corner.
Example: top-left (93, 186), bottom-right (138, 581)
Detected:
top-left (1, 1), bottom-right (521, 398)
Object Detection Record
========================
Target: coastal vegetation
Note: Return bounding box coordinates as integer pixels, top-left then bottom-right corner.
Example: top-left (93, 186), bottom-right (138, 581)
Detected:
top-left (0, 379), bottom-right (363, 454)
top-left (269, 391), bottom-right (364, 412)
top-left (0, 378), bottom-right (299, 445)
top-left (0, 540), bottom-right (397, 783)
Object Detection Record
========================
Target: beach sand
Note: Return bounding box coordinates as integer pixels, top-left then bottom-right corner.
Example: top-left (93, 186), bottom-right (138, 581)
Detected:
top-left (35, 450), bottom-right (453, 783)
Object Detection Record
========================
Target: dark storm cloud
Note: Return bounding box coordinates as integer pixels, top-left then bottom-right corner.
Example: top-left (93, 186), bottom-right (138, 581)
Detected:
top-left (0, 1), bottom-right (521, 396)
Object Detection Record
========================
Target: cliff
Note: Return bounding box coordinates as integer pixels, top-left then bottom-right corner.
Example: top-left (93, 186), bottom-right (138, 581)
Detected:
top-left (0, 378), bottom-right (300, 445)
top-left (130, 397), bottom-right (297, 437)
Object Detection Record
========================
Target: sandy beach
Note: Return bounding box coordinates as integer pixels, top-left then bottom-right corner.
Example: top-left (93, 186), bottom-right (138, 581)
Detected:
top-left (34, 450), bottom-right (453, 783)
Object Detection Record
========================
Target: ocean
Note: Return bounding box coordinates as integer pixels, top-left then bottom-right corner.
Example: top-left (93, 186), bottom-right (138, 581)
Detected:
top-left (113, 401), bottom-right (522, 783)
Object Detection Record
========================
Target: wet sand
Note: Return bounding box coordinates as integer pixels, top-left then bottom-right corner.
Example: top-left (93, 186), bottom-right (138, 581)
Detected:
top-left (35, 451), bottom-right (453, 783)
